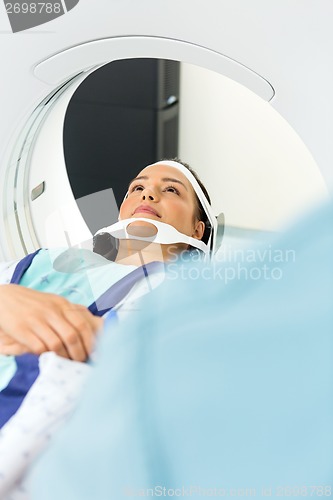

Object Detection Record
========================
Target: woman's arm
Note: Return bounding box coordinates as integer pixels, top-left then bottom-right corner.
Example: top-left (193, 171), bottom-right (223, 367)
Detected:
top-left (0, 285), bottom-right (103, 361)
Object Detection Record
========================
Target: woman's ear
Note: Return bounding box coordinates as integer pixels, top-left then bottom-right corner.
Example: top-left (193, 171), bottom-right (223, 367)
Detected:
top-left (192, 220), bottom-right (205, 240)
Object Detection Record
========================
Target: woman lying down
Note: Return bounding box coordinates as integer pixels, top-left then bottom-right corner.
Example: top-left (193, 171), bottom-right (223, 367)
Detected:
top-left (0, 160), bottom-right (216, 498)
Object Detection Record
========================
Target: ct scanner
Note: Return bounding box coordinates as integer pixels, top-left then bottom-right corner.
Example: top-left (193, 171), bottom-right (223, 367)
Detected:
top-left (0, 0), bottom-right (332, 260)
top-left (0, 4), bottom-right (332, 496)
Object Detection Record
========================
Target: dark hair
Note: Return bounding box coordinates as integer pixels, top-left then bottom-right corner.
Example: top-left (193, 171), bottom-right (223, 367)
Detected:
top-left (166, 158), bottom-right (212, 244)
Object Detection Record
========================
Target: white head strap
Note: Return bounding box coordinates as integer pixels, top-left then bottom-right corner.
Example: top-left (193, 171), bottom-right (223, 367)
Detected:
top-left (95, 160), bottom-right (217, 257)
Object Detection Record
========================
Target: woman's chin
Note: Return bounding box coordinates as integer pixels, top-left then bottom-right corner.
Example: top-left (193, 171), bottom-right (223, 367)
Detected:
top-left (127, 219), bottom-right (158, 238)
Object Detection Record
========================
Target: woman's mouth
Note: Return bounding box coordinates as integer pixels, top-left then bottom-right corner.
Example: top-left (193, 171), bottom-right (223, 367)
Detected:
top-left (133, 205), bottom-right (161, 218)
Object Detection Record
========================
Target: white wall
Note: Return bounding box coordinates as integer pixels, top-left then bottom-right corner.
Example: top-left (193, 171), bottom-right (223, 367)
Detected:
top-left (178, 63), bottom-right (328, 232)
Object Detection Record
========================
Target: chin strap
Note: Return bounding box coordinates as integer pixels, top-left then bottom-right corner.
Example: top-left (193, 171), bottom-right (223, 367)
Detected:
top-left (94, 218), bottom-right (209, 255)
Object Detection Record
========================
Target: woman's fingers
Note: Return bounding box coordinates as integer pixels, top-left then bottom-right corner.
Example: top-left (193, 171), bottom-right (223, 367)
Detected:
top-left (0, 343), bottom-right (28, 356)
top-left (0, 330), bottom-right (26, 355)
top-left (0, 323), bottom-right (48, 356)
top-left (63, 307), bottom-right (103, 359)
top-left (45, 304), bottom-right (103, 361)
top-left (0, 285), bottom-right (104, 360)
top-left (27, 319), bottom-right (73, 359)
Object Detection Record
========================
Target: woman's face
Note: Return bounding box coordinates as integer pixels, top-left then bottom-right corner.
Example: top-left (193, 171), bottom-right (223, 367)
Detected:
top-left (119, 164), bottom-right (205, 241)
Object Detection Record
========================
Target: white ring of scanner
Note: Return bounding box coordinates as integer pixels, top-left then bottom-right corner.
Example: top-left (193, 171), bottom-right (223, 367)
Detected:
top-left (3, 36), bottom-right (275, 259)
top-left (34, 36), bottom-right (275, 100)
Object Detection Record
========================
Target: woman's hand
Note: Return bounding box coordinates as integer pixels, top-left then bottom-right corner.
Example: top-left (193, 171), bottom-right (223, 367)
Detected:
top-left (0, 284), bottom-right (103, 361)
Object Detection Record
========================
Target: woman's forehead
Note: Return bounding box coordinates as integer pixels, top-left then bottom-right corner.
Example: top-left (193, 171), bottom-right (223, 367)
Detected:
top-left (137, 164), bottom-right (192, 188)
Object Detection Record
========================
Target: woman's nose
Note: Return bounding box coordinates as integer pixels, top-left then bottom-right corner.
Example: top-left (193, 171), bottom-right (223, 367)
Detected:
top-left (141, 187), bottom-right (158, 201)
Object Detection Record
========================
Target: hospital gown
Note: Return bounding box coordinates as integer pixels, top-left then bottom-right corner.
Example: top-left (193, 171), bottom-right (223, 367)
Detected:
top-left (0, 247), bottom-right (165, 499)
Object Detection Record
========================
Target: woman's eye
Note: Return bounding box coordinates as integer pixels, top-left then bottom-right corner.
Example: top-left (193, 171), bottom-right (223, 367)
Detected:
top-left (165, 185), bottom-right (180, 195)
top-left (130, 185), bottom-right (144, 192)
